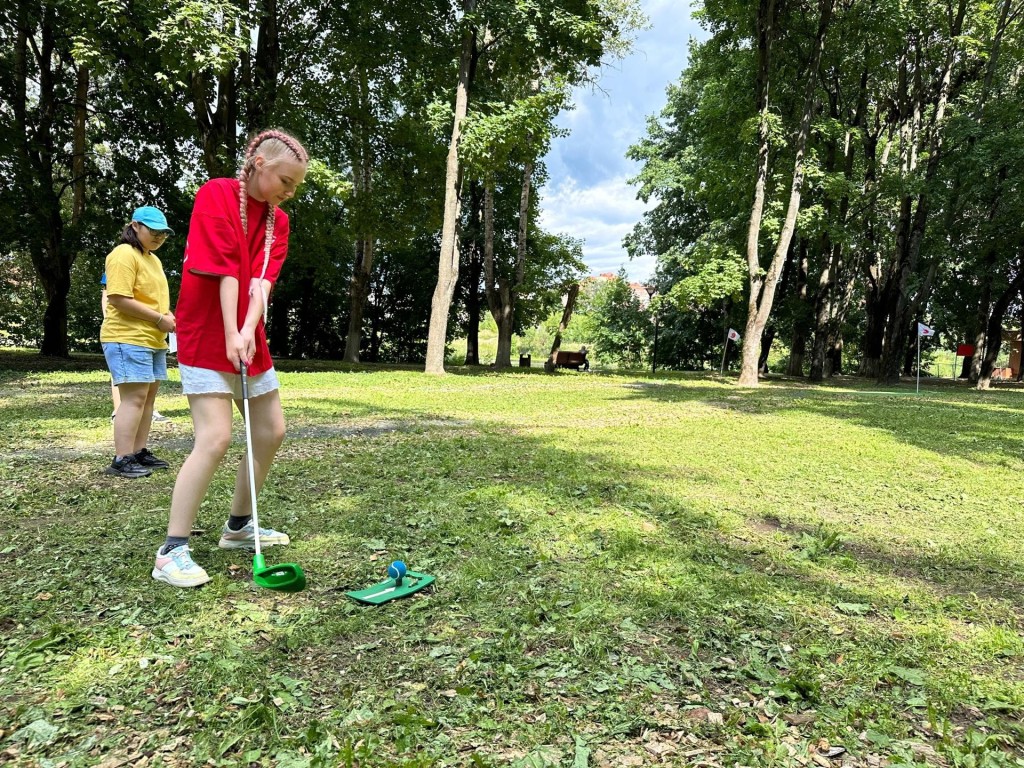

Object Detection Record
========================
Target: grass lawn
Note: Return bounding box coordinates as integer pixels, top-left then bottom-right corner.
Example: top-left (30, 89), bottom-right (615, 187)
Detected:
top-left (1, 351), bottom-right (1023, 767)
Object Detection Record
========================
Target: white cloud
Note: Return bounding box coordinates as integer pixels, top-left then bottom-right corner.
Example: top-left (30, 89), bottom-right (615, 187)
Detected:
top-left (539, 176), bottom-right (653, 280)
top-left (538, 0), bottom-right (708, 281)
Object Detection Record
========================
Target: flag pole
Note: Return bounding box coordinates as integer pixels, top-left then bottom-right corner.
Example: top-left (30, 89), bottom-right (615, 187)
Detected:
top-left (720, 332), bottom-right (730, 376)
top-left (916, 330), bottom-right (921, 394)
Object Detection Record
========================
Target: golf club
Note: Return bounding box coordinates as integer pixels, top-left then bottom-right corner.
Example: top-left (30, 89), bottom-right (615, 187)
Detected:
top-left (240, 361), bottom-right (306, 592)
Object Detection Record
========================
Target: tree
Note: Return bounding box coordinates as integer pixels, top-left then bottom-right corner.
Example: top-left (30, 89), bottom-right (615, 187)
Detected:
top-left (581, 271), bottom-right (649, 367)
top-left (738, 0), bottom-right (835, 387)
top-left (0, 0), bottom-right (244, 357)
top-left (424, 0), bottom-right (479, 374)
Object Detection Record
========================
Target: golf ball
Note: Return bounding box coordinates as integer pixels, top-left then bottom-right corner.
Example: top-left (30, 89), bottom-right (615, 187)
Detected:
top-left (388, 560), bottom-right (407, 580)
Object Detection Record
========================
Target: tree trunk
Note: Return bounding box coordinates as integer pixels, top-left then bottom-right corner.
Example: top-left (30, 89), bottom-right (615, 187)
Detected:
top-left (425, 1), bottom-right (477, 374)
top-left (463, 182), bottom-right (483, 365)
top-left (810, 60), bottom-right (866, 381)
top-left (738, 0), bottom-right (776, 386)
top-left (484, 157), bottom-right (533, 369)
top-left (740, 0), bottom-right (834, 386)
top-left (786, 241), bottom-right (809, 376)
top-left (72, 64), bottom-right (88, 226)
top-left (344, 238), bottom-right (374, 362)
top-left (483, 183), bottom-right (514, 368)
top-left (547, 284), bottom-right (580, 371)
top-left (808, 236), bottom-right (838, 382)
top-left (968, 166), bottom-right (1009, 381)
top-left (977, 262), bottom-right (1024, 390)
top-left (343, 84), bottom-right (375, 363)
top-left (250, 0), bottom-right (279, 131)
top-left (191, 68), bottom-right (237, 177)
top-left (20, 6), bottom-right (72, 357)
top-left (860, 277), bottom-right (885, 378)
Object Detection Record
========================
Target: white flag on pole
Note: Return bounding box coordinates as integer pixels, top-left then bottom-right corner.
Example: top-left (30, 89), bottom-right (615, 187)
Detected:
top-left (727, 328), bottom-right (741, 342)
top-left (917, 323), bottom-right (934, 337)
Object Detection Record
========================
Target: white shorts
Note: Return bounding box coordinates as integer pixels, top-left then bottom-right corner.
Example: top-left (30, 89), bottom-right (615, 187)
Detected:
top-left (179, 363), bottom-right (280, 399)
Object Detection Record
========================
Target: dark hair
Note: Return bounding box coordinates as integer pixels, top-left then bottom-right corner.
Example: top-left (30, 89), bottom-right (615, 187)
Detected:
top-left (121, 223), bottom-right (145, 253)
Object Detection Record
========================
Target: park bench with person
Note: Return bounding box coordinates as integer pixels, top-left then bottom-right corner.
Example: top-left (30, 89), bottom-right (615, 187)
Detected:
top-left (555, 350), bottom-right (588, 370)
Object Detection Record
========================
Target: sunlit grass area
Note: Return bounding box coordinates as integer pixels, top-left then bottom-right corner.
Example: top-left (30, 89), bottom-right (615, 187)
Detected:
top-left (1, 353), bottom-right (1023, 766)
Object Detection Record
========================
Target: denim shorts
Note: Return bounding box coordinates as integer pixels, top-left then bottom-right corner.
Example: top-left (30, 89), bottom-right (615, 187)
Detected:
top-left (178, 363), bottom-right (280, 399)
top-left (103, 343), bottom-right (168, 385)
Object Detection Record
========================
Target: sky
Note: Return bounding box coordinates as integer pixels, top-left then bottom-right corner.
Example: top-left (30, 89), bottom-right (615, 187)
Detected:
top-left (538, 0), bottom-right (707, 283)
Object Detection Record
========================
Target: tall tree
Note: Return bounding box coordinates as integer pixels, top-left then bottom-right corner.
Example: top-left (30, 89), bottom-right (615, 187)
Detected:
top-left (424, 0), bottom-right (479, 374)
top-left (738, 0), bottom-right (835, 386)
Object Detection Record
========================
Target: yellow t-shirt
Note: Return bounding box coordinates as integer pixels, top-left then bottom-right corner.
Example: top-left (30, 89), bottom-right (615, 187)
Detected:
top-left (99, 243), bottom-right (171, 349)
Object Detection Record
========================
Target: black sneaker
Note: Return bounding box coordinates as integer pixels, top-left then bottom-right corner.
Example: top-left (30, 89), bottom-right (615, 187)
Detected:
top-left (134, 448), bottom-right (169, 469)
top-left (104, 456), bottom-right (153, 478)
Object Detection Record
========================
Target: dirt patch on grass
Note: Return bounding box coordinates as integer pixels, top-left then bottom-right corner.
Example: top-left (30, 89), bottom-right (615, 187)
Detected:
top-left (746, 515), bottom-right (786, 535)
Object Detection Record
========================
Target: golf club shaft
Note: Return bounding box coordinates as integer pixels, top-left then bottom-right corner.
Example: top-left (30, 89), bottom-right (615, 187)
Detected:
top-left (240, 362), bottom-right (262, 558)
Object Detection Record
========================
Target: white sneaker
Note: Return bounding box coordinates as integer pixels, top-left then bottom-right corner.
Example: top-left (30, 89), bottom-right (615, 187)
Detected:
top-left (152, 545), bottom-right (210, 587)
top-left (218, 519), bottom-right (290, 550)
top-left (152, 410), bottom-right (170, 423)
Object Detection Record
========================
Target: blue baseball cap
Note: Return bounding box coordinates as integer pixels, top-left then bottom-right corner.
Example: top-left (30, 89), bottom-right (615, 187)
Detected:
top-left (131, 206), bottom-right (174, 234)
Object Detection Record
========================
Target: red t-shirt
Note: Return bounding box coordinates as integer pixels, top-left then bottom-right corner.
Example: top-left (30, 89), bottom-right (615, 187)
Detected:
top-left (176, 178), bottom-right (290, 375)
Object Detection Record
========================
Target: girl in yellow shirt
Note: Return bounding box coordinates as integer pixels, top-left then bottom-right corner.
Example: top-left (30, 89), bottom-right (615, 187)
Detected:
top-left (100, 206), bottom-right (175, 478)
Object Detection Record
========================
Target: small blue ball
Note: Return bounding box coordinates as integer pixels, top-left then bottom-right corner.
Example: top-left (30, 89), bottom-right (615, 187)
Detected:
top-left (388, 560), bottom-right (407, 580)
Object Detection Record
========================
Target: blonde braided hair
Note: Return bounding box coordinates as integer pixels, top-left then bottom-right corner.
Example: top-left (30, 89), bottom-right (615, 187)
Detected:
top-left (236, 129), bottom-right (309, 322)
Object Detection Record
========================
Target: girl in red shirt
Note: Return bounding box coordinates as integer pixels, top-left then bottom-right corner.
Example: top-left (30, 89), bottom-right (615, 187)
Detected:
top-left (153, 129), bottom-right (309, 588)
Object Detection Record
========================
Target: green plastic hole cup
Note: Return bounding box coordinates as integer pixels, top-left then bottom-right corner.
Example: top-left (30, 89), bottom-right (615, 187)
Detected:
top-left (252, 553), bottom-right (306, 593)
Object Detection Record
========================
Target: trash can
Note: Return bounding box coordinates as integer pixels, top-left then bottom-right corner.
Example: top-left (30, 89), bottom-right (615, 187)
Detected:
top-left (519, 354), bottom-right (531, 368)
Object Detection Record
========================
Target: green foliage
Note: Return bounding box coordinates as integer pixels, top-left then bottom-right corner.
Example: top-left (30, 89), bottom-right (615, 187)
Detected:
top-left (577, 270), bottom-right (650, 366)
top-left (151, 0), bottom-right (248, 79)
top-left (629, 0), bottom-right (1024, 383)
top-left (0, 0), bottom-right (641, 364)
top-left (664, 223), bottom-right (747, 310)
top-left (0, 252), bottom-right (45, 349)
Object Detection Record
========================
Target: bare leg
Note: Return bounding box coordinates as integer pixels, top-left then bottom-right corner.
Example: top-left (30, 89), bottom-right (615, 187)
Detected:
top-left (229, 389), bottom-right (285, 519)
top-left (113, 383), bottom-right (151, 458)
top-left (166, 394), bottom-right (234, 538)
top-left (110, 379), bottom-right (121, 415)
top-left (131, 382), bottom-right (160, 453)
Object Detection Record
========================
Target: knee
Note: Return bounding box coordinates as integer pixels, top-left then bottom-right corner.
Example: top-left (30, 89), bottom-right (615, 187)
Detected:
top-left (255, 416), bottom-right (286, 454)
top-left (195, 432), bottom-right (232, 460)
top-left (266, 421), bottom-right (286, 450)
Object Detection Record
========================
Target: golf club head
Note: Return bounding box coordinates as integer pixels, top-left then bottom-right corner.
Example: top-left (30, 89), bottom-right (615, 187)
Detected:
top-left (252, 555), bottom-right (307, 592)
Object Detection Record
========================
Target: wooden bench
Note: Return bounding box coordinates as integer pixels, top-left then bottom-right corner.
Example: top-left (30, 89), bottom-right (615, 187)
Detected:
top-left (991, 366), bottom-right (1015, 380)
top-left (555, 350), bottom-right (587, 370)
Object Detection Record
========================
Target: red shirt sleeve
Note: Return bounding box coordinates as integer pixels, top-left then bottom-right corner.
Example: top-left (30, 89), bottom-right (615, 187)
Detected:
top-left (183, 180), bottom-right (242, 277)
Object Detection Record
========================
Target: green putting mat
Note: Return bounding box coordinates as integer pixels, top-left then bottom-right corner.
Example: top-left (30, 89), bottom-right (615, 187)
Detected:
top-left (346, 570), bottom-right (436, 605)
